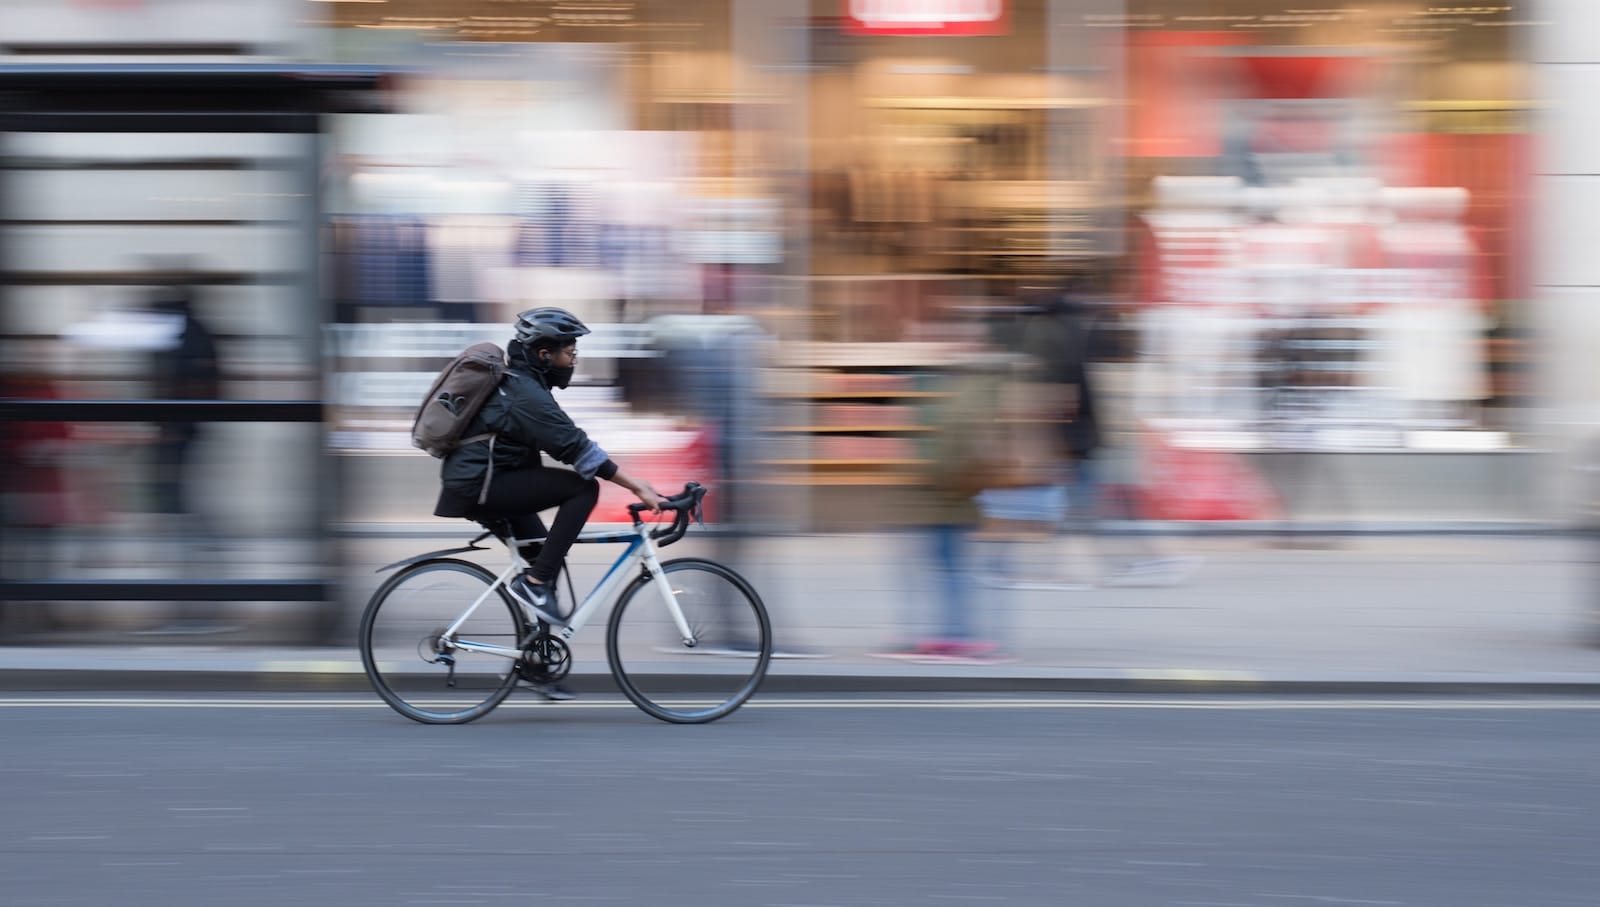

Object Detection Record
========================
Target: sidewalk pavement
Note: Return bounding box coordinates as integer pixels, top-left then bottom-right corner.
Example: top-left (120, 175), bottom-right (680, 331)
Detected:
top-left (4, 531), bottom-right (1600, 694)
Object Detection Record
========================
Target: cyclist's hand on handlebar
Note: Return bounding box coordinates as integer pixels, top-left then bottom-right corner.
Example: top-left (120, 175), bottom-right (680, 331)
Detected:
top-left (633, 482), bottom-right (663, 513)
top-left (610, 465), bottom-right (663, 513)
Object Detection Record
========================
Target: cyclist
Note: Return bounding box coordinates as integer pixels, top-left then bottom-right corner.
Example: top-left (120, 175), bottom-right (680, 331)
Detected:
top-left (433, 307), bottom-right (663, 696)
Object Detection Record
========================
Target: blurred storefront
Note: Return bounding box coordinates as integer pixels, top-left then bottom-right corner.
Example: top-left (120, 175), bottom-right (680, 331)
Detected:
top-left (0, 0), bottom-right (383, 639)
top-left (0, 1), bottom-right (1559, 642)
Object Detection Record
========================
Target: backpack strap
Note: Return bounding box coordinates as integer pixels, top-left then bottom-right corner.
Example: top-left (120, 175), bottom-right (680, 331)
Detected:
top-left (459, 433), bottom-right (498, 506)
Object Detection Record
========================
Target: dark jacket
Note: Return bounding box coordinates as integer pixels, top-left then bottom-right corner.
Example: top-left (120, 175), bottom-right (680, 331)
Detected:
top-left (1020, 297), bottom-right (1101, 459)
top-left (433, 364), bottom-right (613, 517)
top-left (151, 298), bottom-right (221, 443)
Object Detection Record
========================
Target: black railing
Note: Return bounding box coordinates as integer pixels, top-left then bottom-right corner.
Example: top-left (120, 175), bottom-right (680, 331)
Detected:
top-left (0, 400), bottom-right (321, 422)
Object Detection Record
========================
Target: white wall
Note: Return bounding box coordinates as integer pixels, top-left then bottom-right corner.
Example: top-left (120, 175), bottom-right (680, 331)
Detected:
top-left (1533, 0), bottom-right (1600, 518)
top-left (0, 0), bottom-right (305, 55)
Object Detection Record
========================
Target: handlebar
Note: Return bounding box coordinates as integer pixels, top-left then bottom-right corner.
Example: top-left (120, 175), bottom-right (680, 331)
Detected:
top-left (628, 481), bottom-right (707, 546)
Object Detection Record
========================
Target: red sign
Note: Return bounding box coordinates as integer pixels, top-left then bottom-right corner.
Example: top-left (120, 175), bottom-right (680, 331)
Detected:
top-left (843, 0), bottom-right (1007, 36)
top-left (1234, 54), bottom-right (1369, 100)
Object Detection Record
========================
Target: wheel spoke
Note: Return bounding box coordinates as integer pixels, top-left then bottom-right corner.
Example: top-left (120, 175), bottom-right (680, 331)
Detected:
top-left (606, 558), bottom-right (771, 724)
top-left (359, 559), bottom-right (523, 724)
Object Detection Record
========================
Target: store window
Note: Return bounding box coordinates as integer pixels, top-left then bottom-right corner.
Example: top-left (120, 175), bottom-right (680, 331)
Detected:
top-left (1123, 2), bottom-right (1532, 452)
top-left (782, 0), bottom-right (1125, 510)
top-left (807, 0), bottom-right (1114, 286)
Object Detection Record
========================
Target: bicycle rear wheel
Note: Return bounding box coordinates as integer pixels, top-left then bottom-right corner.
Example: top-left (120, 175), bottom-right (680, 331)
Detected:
top-left (606, 557), bottom-right (772, 724)
top-left (359, 558), bottom-right (523, 724)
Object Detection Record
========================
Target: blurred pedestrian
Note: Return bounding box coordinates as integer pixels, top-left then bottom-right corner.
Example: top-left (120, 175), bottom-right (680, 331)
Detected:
top-left (683, 313), bottom-right (775, 654)
top-left (1019, 276), bottom-right (1195, 585)
top-left (656, 288), bottom-right (819, 657)
top-left (135, 280), bottom-right (235, 635)
top-left (873, 343), bottom-right (1021, 664)
top-left (148, 282), bottom-right (219, 526)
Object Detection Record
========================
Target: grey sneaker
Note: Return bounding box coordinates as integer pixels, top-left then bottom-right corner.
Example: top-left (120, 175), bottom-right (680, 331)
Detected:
top-left (529, 681), bottom-right (576, 702)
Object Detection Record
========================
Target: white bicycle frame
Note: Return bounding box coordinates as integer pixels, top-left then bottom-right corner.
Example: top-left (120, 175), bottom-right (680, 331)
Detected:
top-left (439, 520), bottom-right (695, 660)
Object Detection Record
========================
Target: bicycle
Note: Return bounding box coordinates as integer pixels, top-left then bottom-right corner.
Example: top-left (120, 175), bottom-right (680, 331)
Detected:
top-left (358, 481), bottom-right (772, 725)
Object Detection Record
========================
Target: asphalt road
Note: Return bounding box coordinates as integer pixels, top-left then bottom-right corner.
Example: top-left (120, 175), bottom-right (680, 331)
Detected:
top-left (4, 694), bottom-right (1599, 907)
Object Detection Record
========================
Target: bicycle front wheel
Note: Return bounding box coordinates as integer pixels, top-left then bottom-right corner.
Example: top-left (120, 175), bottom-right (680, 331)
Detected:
top-left (606, 557), bottom-right (772, 724)
top-left (359, 558), bottom-right (523, 724)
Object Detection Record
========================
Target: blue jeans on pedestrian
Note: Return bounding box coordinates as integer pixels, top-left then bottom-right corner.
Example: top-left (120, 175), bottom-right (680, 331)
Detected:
top-left (928, 524), bottom-right (974, 641)
top-left (1069, 458), bottom-right (1100, 526)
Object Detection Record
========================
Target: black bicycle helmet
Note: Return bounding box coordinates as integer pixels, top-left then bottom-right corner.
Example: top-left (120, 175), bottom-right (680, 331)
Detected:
top-left (513, 306), bottom-right (590, 348)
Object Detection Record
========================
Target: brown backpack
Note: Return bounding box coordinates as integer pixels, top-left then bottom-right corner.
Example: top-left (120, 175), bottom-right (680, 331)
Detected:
top-left (411, 342), bottom-right (506, 459)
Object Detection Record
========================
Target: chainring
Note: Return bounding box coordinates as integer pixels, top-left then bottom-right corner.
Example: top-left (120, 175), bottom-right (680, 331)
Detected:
top-left (516, 634), bottom-right (572, 684)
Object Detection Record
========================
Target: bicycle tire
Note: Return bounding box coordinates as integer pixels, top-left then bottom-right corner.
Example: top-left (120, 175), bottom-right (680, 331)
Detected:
top-left (359, 557), bottom-right (524, 725)
top-left (605, 557), bottom-right (772, 724)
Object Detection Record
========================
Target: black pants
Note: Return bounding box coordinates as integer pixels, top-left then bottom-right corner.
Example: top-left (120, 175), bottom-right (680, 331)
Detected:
top-left (473, 467), bottom-right (599, 584)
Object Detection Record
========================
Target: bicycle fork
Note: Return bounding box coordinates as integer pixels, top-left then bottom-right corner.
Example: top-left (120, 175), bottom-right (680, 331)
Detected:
top-left (640, 541), bottom-right (698, 647)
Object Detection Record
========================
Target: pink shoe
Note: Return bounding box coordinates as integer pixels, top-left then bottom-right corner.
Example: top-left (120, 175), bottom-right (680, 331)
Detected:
top-left (869, 640), bottom-right (950, 662)
top-left (934, 640), bottom-right (1017, 665)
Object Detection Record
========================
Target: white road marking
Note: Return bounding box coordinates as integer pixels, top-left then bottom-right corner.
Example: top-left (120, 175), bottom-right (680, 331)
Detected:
top-left (0, 696), bottom-right (1596, 711)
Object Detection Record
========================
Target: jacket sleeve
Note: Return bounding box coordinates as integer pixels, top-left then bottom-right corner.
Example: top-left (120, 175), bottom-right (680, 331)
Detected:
top-left (490, 374), bottom-right (616, 480)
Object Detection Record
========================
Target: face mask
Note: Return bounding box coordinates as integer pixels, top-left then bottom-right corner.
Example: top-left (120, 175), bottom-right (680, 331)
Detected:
top-left (546, 364), bottom-right (575, 389)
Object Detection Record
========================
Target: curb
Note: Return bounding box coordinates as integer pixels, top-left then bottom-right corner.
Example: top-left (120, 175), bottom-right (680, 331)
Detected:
top-left (6, 669), bottom-right (1600, 697)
